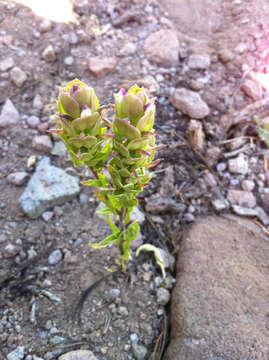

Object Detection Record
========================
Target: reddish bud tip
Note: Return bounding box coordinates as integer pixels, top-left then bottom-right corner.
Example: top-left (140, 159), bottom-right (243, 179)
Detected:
top-left (120, 88), bottom-right (126, 95)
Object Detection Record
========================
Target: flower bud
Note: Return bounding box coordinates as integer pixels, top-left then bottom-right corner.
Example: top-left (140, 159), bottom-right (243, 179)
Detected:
top-left (60, 91), bottom-right (80, 119)
top-left (72, 112), bottom-right (99, 132)
top-left (114, 117), bottom-right (141, 139)
top-left (122, 93), bottom-right (144, 119)
top-left (70, 84), bottom-right (91, 109)
top-left (136, 104), bottom-right (155, 132)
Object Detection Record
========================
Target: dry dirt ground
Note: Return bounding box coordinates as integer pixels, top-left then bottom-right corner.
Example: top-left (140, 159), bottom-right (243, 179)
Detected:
top-left (1, 0), bottom-right (269, 359)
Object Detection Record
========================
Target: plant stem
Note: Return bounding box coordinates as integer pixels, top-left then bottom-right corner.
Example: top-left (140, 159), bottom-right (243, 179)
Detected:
top-left (118, 208), bottom-right (126, 257)
top-left (88, 166), bottom-right (99, 179)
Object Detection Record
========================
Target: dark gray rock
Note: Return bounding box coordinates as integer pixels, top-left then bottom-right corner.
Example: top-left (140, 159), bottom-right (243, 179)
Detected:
top-left (19, 157), bottom-right (80, 218)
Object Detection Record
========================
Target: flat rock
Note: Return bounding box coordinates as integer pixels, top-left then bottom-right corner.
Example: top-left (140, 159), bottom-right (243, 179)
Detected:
top-left (7, 346), bottom-right (25, 360)
top-left (165, 216), bottom-right (269, 360)
top-left (170, 88), bottom-right (210, 119)
top-left (144, 30), bottom-right (179, 67)
top-left (188, 54), bottom-right (211, 70)
top-left (88, 57), bottom-right (117, 78)
top-left (19, 157), bottom-right (80, 218)
top-left (146, 193), bottom-right (186, 214)
top-left (227, 189), bottom-right (256, 208)
top-left (0, 98), bottom-right (20, 128)
top-left (59, 350), bottom-right (98, 360)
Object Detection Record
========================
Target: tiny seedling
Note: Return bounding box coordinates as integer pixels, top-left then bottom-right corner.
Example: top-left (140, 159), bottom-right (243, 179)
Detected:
top-left (55, 79), bottom-right (163, 271)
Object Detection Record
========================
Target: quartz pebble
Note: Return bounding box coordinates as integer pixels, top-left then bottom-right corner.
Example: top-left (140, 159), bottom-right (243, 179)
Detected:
top-left (211, 199), bottom-right (229, 211)
top-left (228, 154), bottom-right (248, 174)
top-left (40, 19), bottom-right (52, 33)
top-left (42, 45), bottom-right (56, 62)
top-left (27, 115), bottom-right (40, 128)
top-left (10, 66), bottom-right (27, 87)
top-left (48, 249), bottom-right (63, 265)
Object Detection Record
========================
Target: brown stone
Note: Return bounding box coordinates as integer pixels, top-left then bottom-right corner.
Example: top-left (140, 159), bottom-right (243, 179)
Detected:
top-left (186, 119), bottom-right (205, 150)
top-left (242, 78), bottom-right (262, 101)
top-left (88, 57), bottom-right (117, 78)
top-left (144, 30), bottom-right (179, 67)
top-left (164, 216), bottom-right (269, 360)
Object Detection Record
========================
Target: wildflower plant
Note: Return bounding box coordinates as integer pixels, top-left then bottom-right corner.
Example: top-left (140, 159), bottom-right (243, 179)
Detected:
top-left (56, 79), bottom-right (162, 270)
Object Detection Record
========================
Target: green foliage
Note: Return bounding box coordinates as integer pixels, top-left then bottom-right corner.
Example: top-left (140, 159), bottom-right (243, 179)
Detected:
top-left (56, 79), bottom-right (162, 270)
top-left (254, 115), bottom-right (269, 147)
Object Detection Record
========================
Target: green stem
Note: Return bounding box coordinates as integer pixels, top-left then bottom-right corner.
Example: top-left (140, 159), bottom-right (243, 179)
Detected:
top-left (118, 208), bottom-right (126, 257)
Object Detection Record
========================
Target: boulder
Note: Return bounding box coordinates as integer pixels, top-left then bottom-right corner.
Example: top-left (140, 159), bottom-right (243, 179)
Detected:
top-left (165, 216), bottom-right (269, 359)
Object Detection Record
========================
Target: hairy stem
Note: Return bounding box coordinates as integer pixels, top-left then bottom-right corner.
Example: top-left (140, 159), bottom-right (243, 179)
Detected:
top-left (88, 166), bottom-right (99, 179)
top-left (118, 208), bottom-right (126, 258)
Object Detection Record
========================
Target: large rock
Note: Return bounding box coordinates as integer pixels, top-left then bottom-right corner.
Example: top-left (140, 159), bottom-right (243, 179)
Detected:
top-left (144, 30), bottom-right (179, 67)
top-left (170, 88), bottom-right (210, 119)
top-left (164, 216), bottom-right (269, 360)
top-left (0, 98), bottom-right (20, 128)
top-left (19, 157), bottom-right (80, 218)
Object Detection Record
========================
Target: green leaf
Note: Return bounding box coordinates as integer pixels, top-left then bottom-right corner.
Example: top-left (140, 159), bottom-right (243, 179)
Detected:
top-left (89, 231), bottom-right (122, 249)
top-left (96, 207), bottom-right (112, 215)
top-left (81, 179), bottom-right (102, 187)
top-left (136, 244), bottom-right (166, 278)
top-left (125, 222), bottom-right (140, 243)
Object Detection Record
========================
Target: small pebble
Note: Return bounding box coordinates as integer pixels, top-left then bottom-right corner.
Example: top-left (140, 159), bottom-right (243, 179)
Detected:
top-left (10, 67), bottom-right (27, 87)
top-left (156, 287), bottom-right (170, 305)
top-left (48, 249), bottom-right (63, 265)
top-left (211, 199), bottom-right (229, 211)
top-left (27, 115), bottom-right (40, 128)
top-left (64, 56), bottom-right (74, 66)
top-left (184, 213), bottom-right (195, 222)
top-left (241, 179), bottom-right (255, 191)
top-left (40, 19), bottom-right (52, 33)
top-left (42, 211), bottom-right (54, 222)
top-left (33, 94), bottom-right (44, 110)
top-left (130, 333), bottom-right (139, 343)
top-left (42, 45), bottom-right (56, 62)
top-left (109, 288), bottom-right (121, 299)
top-left (217, 162), bottom-right (227, 172)
top-left (7, 172), bottom-right (28, 186)
top-left (132, 343), bottom-right (147, 360)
